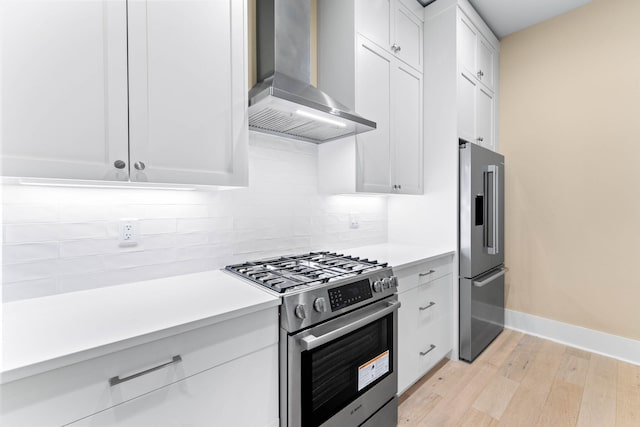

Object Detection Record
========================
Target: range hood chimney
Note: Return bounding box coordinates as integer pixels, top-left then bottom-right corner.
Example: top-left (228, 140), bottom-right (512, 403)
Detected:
top-left (248, 0), bottom-right (376, 143)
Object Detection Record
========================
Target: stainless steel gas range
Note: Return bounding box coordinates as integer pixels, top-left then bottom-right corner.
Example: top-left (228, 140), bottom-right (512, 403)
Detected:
top-left (226, 252), bottom-right (400, 427)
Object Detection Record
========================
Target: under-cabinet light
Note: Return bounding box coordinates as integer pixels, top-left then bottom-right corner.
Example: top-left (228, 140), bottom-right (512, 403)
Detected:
top-left (18, 179), bottom-right (197, 191)
top-left (295, 110), bottom-right (347, 128)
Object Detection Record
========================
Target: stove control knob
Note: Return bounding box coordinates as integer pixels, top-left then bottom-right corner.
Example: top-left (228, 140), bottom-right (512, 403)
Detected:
top-left (313, 297), bottom-right (327, 313)
top-left (390, 276), bottom-right (398, 288)
top-left (382, 277), bottom-right (391, 289)
top-left (294, 304), bottom-right (307, 320)
top-left (373, 280), bottom-right (383, 293)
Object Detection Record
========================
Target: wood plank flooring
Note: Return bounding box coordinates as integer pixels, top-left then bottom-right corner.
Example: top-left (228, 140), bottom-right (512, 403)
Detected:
top-left (398, 329), bottom-right (640, 427)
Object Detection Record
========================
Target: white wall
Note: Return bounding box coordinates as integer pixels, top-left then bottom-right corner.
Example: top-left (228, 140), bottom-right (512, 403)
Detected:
top-left (1, 133), bottom-right (388, 302)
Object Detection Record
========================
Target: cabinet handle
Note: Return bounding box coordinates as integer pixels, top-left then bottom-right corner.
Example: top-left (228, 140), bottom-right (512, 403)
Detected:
top-left (109, 355), bottom-right (182, 387)
top-left (420, 344), bottom-right (436, 356)
top-left (134, 161), bottom-right (146, 171)
top-left (418, 269), bottom-right (435, 277)
top-left (477, 69), bottom-right (484, 79)
top-left (113, 160), bottom-right (126, 169)
top-left (391, 43), bottom-right (400, 53)
top-left (476, 137), bottom-right (484, 142)
top-left (419, 301), bottom-right (436, 311)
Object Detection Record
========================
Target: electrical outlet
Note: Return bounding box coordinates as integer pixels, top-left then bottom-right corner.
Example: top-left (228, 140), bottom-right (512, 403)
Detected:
top-left (119, 219), bottom-right (139, 246)
top-left (349, 212), bottom-right (360, 229)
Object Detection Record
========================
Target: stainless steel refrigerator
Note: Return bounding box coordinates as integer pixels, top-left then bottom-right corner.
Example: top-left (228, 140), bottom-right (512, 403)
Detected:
top-left (459, 140), bottom-right (505, 362)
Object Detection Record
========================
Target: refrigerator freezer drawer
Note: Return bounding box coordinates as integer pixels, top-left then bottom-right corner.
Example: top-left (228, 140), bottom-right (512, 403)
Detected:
top-left (459, 267), bottom-right (505, 362)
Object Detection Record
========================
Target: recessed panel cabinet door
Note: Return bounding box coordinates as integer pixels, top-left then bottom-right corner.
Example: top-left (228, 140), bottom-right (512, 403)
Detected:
top-left (477, 35), bottom-right (495, 92)
top-left (458, 14), bottom-right (477, 83)
top-left (392, 65), bottom-right (422, 194)
top-left (1, 0), bottom-right (129, 181)
top-left (356, 38), bottom-right (393, 193)
top-left (394, 4), bottom-right (423, 71)
top-left (457, 73), bottom-right (477, 145)
top-left (127, 0), bottom-right (248, 186)
top-left (476, 87), bottom-right (494, 150)
top-left (356, 0), bottom-right (392, 55)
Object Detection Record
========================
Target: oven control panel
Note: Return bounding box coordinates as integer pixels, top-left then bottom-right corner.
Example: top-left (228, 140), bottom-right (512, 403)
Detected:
top-left (328, 279), bottom-right (373, 311)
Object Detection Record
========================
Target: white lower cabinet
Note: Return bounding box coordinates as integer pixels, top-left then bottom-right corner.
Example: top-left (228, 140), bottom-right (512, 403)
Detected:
top-left (0, 308), bottom-right (279, 427)
top-left (68, 345), bottom-right (278, 427)
top-left (396, 256), bottom-right (454, 394)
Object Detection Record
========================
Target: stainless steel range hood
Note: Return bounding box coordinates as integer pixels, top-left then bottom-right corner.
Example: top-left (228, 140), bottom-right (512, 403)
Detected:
top-left (249, 0), bottom-right (376, 144)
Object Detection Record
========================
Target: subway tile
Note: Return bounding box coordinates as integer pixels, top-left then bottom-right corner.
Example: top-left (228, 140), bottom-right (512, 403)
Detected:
top-left (60, 238), bottom-right (120, 257)
top-left (1, 137), bottom-right (389, 301)
top-left (3, 242), bottom-right (59, 264)
top-left (4, 223), bottom-right (60, 243)
top-left (57, 256), bottom-right (104, 275)
top-left (58, 205), bottom-right (115, 222)
top-left (3, 279), bottom-right (58, 302)
top-left (58, 222), bottom-right (109, 240)
top-left (177, 217), bottom-right (232, 233)
top-left (3, 260), bottom-right (59, 283)
top-left (139, 219), bottom-right (177, 235)
top-left (102, 248), bottom-right (178, 270)
top-left (2, 205), bottom-right (58, 223)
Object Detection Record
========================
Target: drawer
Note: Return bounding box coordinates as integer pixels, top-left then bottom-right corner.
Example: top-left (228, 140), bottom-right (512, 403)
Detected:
top-left (416, 317), bottom-right (452, 377)
top-left (67, 344), bottom-right (279, 427)
top-left (395, 254), bottom-right (453, 293)
top-left (414, 274), bottom-right (453, 328)
top-left (0, 307), bottom-right (278, 427)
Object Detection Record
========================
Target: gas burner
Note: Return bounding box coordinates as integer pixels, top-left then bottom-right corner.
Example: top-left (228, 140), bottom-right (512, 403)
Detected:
top-left (225, 252), bottom-right (388, 293)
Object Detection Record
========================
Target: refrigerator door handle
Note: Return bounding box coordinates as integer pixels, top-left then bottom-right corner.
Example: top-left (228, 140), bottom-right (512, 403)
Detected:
top-left (473, 268), bottom-right (505, 287)
top-left (485, 165), bottom-right (499, 255)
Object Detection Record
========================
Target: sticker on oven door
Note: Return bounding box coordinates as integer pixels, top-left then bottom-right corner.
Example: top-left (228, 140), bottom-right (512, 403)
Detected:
top-left (357, 350), bottom-right (390, 391)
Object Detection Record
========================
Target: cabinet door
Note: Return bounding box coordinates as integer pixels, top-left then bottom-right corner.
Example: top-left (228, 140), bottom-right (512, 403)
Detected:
top-left (1, 0), bottom-right (129, 181)
top-left (392, 64), bottom-right (423, 194)
top-left (457, 14), bottom-right (478, 83)
top-left (67, 345), bottom-right (279, 427)
top-left (356, 38), bottom-right (393, 193)
top-left (356, 0), bottom-right (392, 55)
top-left (394, 4), bottom-right (423, 71)
top-left (127, 0), bottom-right (248, 186)
top-left (457, 73), bottom-right (477, 145)
top-left (476, 87), bottom-right (494, 151)
top-left (477, 35), bottom-right (495, 92)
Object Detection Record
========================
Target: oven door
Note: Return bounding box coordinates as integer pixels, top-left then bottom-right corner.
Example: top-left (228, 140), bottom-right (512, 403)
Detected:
top-left (284, 297), bottom-right (400, 427)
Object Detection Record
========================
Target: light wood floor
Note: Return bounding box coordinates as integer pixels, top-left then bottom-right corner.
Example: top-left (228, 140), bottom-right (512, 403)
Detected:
top-left (398, 329), bottom-right (640, 427)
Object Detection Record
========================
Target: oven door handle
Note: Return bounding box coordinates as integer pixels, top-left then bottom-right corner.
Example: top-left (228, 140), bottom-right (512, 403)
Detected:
top-left (300, 300), bottom-right (401, 351)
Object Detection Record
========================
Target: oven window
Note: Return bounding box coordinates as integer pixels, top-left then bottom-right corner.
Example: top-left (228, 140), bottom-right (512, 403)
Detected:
top-left (300, 313), bottom-right (394, 427)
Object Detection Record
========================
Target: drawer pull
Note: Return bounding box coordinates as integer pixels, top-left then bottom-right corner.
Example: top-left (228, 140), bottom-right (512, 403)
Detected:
top-left (418, 269), bottom-right (436, 277)
top-left (109, 355), bottom-right (182, 387)
top-left (419, 301), bottom-right (436, 311)
top-left (420, 344), bottom-right (436, 356)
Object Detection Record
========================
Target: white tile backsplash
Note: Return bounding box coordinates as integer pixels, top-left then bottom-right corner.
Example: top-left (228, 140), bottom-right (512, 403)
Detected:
top-left (1, 133), bottom-right (388, 302)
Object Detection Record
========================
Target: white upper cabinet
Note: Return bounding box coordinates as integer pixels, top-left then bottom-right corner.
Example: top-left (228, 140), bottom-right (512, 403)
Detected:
top-left (1, 0), bottom-right (129, 181)
top-left (127, 0), bottom-right (247, 186)
top-left (317, 0), bottom-right (423, 195)
top-left (456, 8), bottom-right (498, 150)
top-left (424, 0), bottom-right (499, 152)
top-left (355, 0), bottom-right (424, 72)
top-left (1, 0), bottom-right (248, 187)
top-left (458, 13), bottom-right (496, 93)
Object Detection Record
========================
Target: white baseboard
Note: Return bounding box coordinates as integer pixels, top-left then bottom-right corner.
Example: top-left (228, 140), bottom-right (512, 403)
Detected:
top-left (505, 309), bottom-right (640, 366)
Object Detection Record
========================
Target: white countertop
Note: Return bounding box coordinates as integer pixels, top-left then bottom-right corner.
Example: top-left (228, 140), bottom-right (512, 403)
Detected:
top-left (1, 270), bottom-right (280, 384)
top-left (1, 243), bottom-right (453, 384)
top-left (340, 243), bottom-right (455, 270)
